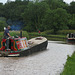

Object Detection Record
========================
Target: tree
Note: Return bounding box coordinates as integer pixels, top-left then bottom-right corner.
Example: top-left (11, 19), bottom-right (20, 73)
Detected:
top-left (68, 1), bottom-right (75, 14)
top-left (0, 3), bottom-right (4, 17)
top-left (22, 1), bottom-right (49, 31)
top-left (0, 17), bottom-right (7, 31)
top-left (15, 0), bottom-right (22, 1)
top-left (44, 0), bottom-right (67, 9)
top-left (43, 8), bottom-right (69, 34)
top-left (7, 0), bottom-right (11, 3)
top-left (4, 1), bottom-right (28, 20)
top-left (69, 14), bottom-right (75, 29)
top-left (0, 0), bottom-right (74, 32)
top-left (0, 21), bottom-right (6, 31)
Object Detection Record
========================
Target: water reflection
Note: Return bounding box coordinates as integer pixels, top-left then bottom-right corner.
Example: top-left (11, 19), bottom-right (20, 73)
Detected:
top-left (0, 41), bottom-right (74, 75)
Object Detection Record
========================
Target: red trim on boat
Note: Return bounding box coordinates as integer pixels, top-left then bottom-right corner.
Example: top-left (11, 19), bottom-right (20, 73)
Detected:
top-left (9, 52), bottom-right (19, 55)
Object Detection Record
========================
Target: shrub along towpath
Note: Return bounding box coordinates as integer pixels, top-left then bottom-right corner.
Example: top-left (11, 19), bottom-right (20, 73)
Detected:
top-left (29, 33), bottom-right (66, 41)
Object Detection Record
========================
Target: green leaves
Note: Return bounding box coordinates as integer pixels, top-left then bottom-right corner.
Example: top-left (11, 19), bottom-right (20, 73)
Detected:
top-left (69, 14), bottom-right (75, 29)
top-left (0, 21), bottom-right (6, 31)
top-left (43, 8), bottom-right (69, 33)
top-left (0, 0), bottom-right (74, 33)
top-left (0, 17), bottom-right (7, 31)
top-left (22, 1), bottom-right (49, 32)
top-left (69, 1), bottom-right (75, 14)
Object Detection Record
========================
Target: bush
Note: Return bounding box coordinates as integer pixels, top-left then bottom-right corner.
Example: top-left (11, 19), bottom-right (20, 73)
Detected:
top-left (60, 52), bottom-right (75, 75)
top-left (0, 17), bottom-right (7, 31)
top-left (0, 21), bottom-right (6, 31)
top-left (0, 31), bottom-right (29, 41)
top-left (41, 30), bottom-right (54, 35)
top-left (41, 30), bottom-right (75, 35)
top-left (0, 32), bottom-right (3, 41)
top-left (10, 31), bottom-right (29, 39)
top-left (57, 30), bottom-right (75, 35)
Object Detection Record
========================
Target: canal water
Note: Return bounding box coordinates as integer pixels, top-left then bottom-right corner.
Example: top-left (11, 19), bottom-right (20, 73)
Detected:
top-left (0, 41), bottom-right (74, 75)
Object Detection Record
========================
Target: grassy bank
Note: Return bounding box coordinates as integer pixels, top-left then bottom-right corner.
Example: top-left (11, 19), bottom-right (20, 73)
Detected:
top-left (29, 32), bottom-right (66, 41)
top-left (10, 31), bottom-right (29, 39)
top-left (60, 52), bottom-right (75, 75)
top-left (42, 30), bottom-right (75, 35)
top-left (0, 31), bottom-right (29, 41)
top-left (29, 30), bottom-right (75, 41)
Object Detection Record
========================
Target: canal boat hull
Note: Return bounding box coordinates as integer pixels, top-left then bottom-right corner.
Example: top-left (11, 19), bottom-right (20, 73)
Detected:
top-left (67, 33), bottom-right (75, 44)
top-left (0, 37), bottom-right (48, 57)
top-left (20, 38), bottom-right (48, 56)
top-left (67, 38), bottom-right (75, 44)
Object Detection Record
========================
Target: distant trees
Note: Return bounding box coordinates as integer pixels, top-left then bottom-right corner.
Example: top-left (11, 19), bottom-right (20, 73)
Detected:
top-left (0, 3), bottom-right (4, 17)
top-left (0, 17), bottom-right (7, 31)
top-left (0, 0), bottom-right (75, 33)
top-left (3, 1), bottom-right (29, 20)
top-left (68, 1), bottom-right (75, 14)
top-left (15, 0), bottom-right (22, 1)
top-left (0, 21), bottom-right (6, 31)
top-left (69, 14), bottom-right (75, 29)
top-left (42, 8), bottom-right (69, 33)
top-left (22, 1), bottom-right (49, 31)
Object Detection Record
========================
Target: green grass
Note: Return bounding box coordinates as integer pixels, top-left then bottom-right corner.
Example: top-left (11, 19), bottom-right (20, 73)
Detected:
top-left (41, 30), bottom-right (75, 35)
top-left (10, 31), bottom-right (29, 39)
top-left (0, 32), bottom-right (3, 41)
top-left (29, 32), bottom-right (66, 41)
top-left (58, 30), bottom-right (75, 35)
top-left (0, 31), bottom-right (29, 41)
top-left (60, 52), bottom-right (75, 75)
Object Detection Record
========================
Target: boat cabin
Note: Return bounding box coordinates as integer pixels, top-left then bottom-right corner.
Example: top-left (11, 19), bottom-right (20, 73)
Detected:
top-left (0, 37), bottom-right (29, 56)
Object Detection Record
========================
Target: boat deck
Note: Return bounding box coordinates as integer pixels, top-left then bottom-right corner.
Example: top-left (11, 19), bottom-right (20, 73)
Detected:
top-left (28, 37), bottom-right (47, 47)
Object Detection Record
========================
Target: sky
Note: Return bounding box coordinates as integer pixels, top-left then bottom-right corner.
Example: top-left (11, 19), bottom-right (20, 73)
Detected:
top-left (0, 0), bottom-right (75, 4)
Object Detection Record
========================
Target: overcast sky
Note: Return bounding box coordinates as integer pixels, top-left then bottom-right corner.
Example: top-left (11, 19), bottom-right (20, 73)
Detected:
top-left (0, 0), bottom-right (75, 4)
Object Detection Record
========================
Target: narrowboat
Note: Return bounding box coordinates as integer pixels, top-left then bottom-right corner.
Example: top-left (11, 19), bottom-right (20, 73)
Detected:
top-left (0, 36), bottom-right (48, 57)
top-left (67, 33), bottom-right (75, 43)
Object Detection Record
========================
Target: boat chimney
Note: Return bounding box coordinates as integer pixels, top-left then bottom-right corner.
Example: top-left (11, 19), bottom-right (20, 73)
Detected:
top-left (20, 30), bottom-right (22, 38)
